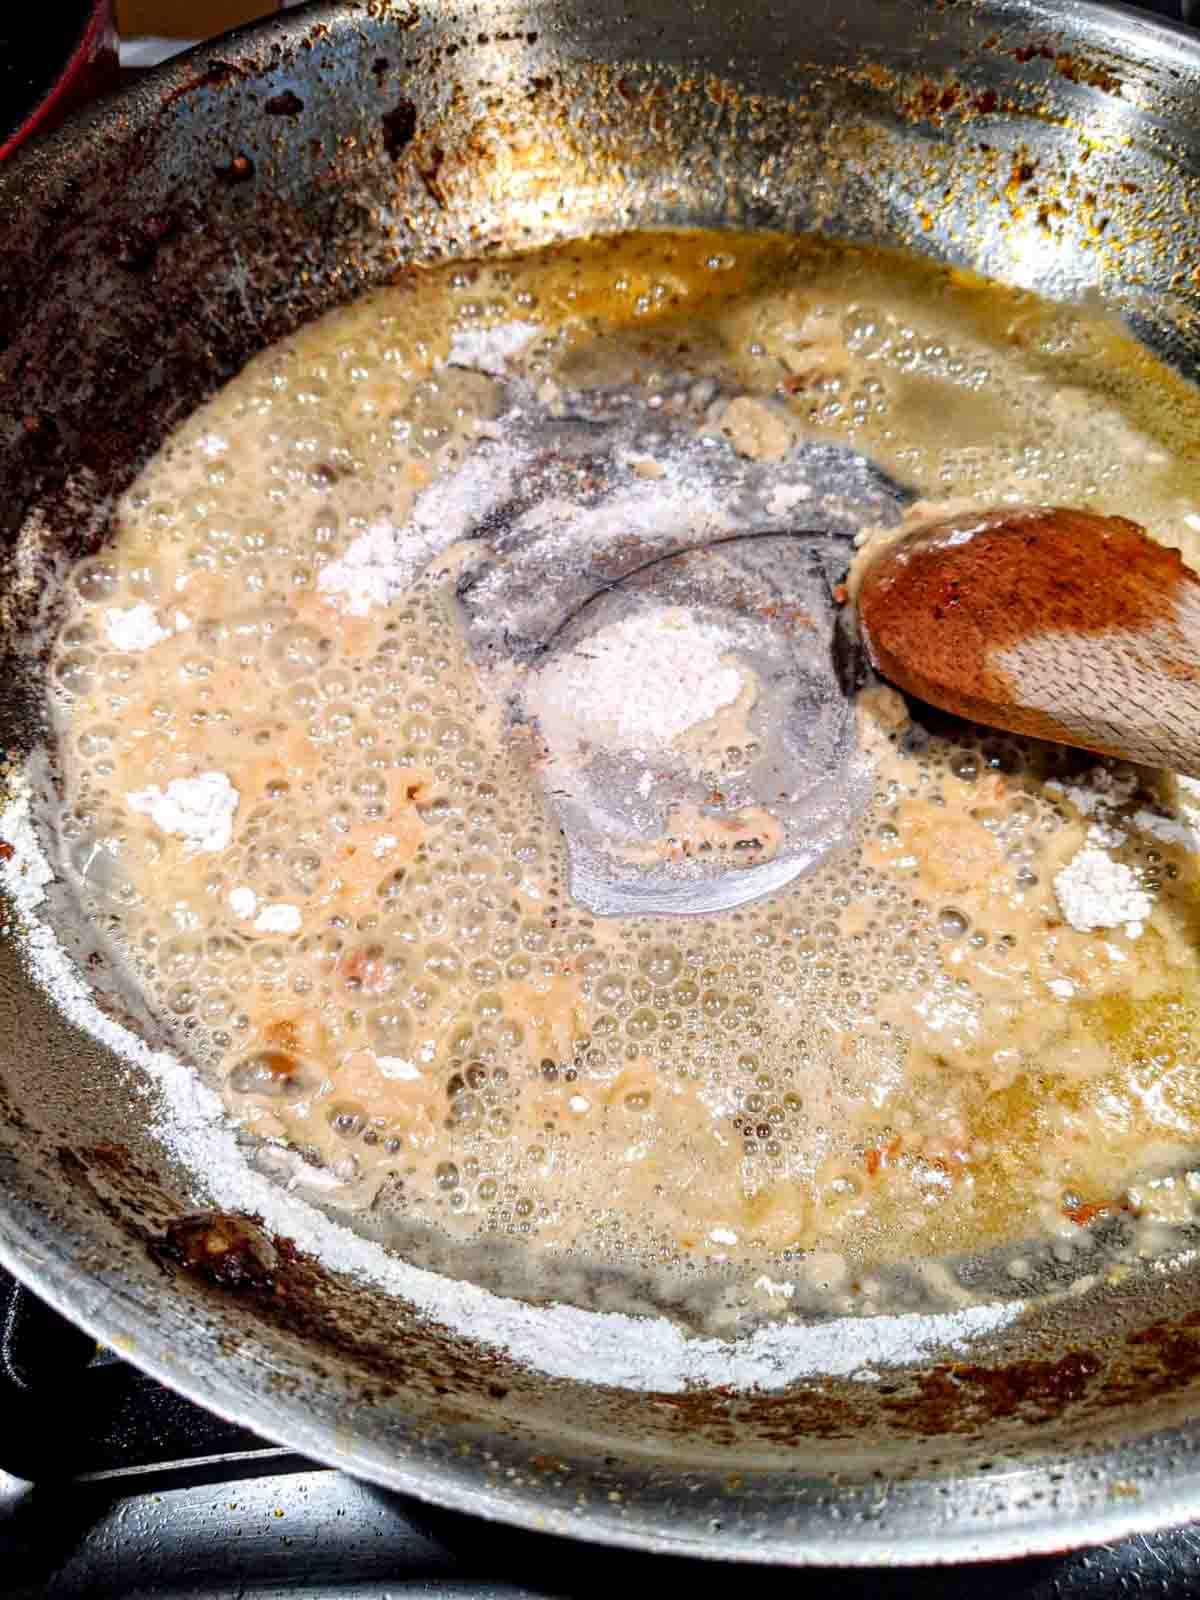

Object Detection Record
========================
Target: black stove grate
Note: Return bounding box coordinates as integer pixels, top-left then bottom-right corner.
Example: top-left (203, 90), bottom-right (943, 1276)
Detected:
top-left (1130, 0), bottom-right (1200, 16)
top-left (0, 1270), bottom-right (274, 1483)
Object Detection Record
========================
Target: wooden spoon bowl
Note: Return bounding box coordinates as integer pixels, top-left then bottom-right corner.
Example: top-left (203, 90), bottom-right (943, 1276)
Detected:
top-left (854, 506), bottom-right (1200, 776)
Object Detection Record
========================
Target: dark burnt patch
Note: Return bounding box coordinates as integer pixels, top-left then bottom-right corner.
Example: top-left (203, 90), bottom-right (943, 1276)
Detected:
top-left (880, 1349), bottom-right (1103, 1435)
top-left (57, 1147), bottom-right (133, 1231)
top-left (0, 1076), bottom-right (30, 1132)
top-left (1006, 39), bottom-right (1123, 94)
top-left (109, 210), bottom-right (182, 272)
top-left (381, 98), bottom-right (418, 159)
top-left (157, 1212), bottom-right (281, 1293)
top-left (645, 1382), bottom-right (869, 1444)
top-left (265, 89), bottom-right (304, 117)
top-left (55, 1142), bottom-right (192, 1240)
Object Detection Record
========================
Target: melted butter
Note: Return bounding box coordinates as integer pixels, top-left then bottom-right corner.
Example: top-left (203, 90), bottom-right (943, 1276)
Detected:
top-left (45, 229), bottom-right (1200, 1287)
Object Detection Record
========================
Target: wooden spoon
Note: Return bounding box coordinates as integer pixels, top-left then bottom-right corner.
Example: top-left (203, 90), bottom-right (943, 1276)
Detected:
top-left (854, 505), bottom-right (1200, 776)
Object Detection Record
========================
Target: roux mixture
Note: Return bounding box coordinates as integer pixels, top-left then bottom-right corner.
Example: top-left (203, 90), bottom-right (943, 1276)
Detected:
top-left (45, 232), bottom-right (1200, 1296)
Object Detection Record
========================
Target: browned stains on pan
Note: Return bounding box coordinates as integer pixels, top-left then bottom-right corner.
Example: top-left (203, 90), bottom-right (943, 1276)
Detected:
top-left (873, 1321), bottom-right (1200, 1441)
top-left (264, 90), bottom-right (304, 118)
top-left (159, 57), bottom-right (251, 113)
top-left (142, 1199), bottom-right (1200, 1457)
top-left (0, 6), bottom-right (1180, 581)
top-left (1110, 1316), bottom-right (1200, 1404)
top-left (1004, 41), bottom-right (1124, 96)
top-left (380, 97), bottom-right (417, 158)
top-left (157, 1212), bottom-right (280, 1291)
top-left (881, 1350), bottom-right (1104, 1436)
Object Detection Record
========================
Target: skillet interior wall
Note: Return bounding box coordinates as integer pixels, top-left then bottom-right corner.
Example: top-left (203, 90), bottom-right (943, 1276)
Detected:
top-left (5, 0), bottom-right (1200, 1562)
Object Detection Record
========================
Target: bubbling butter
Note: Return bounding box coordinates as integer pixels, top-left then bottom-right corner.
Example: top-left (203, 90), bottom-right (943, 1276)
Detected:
top-left (45, 230), bottom-right (1200, 1297)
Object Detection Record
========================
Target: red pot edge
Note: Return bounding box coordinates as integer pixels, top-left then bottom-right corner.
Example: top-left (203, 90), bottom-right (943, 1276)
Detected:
top-left (0, 1), bottom-right (119, 164)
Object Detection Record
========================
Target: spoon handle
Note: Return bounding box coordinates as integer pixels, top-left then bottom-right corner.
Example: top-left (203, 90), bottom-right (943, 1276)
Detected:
top-left (855, 506), bottom-right (1200, 777)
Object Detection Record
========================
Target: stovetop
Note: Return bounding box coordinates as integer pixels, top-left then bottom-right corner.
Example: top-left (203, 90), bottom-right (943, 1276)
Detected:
top-left (4, 1267), bottom-right (1200, 1600)
top-left (6, 0), bottom-right (1200, 1591)
top-left (2, 1260), bottom-right (1200, 1587)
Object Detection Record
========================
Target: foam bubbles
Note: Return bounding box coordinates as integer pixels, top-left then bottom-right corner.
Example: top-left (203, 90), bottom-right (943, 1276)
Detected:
top-left (43, 229), bottom-right (1200, 1295)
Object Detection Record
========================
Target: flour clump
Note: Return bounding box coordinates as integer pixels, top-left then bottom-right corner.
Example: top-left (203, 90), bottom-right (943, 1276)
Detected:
top-left (1054, 846), bottom-right (1153, 936)
top-left (126, 772), bottom-right (239, 854)
top-left (530, 607), bottom-right (744, 752)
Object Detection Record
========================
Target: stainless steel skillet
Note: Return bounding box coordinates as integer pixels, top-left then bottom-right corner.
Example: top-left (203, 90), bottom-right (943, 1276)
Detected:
top-left (4, 0), bottom-right (1200, 1563)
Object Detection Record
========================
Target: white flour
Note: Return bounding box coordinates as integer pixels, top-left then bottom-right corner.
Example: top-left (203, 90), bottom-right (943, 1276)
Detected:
top-left (126, 772), bottom-right (239, 854)
top-left (1045, 766), bottom-right (1139, 818)
top-left (459, 462), bottom-right (736, 645)
top-left (252, 903), bottom-right (302, 935)
top-left (0, 777), bottom-right (1025, 1393)
top-left (530, 607), bottom-right (743, 750)
top-left (1047, 766), bottom-right (1163, 936)
top-left (1086, 820), bottom-right (1127, 850)
top-left (316, 523), bottom-right (409, 617)
top-left (377, 1054), bottom-right (423, 1081)
top-left (1054, 847), bottom-right (1152, 936)
top-left (447, 320), bottom-right (540, 377)
top-left (766, 481), bottom-right (814, 518)
top-left (104, 603), bottom-right (171, 652)
top-left (228, 886), bottom-right (257, 919)
top-left (319, 442), bottom-right (524, 619)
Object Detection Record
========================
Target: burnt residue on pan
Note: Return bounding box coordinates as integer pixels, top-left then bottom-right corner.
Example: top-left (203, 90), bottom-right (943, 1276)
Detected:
top-left (132, 1180), bottom-right (1200, 1467)
top-left (3, 0), bottom-right (1200, 1563)
top-left (156, 1212), bottom-right (280, 1291)
top-left (40, 1113), bottom-right (1200, 1537)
